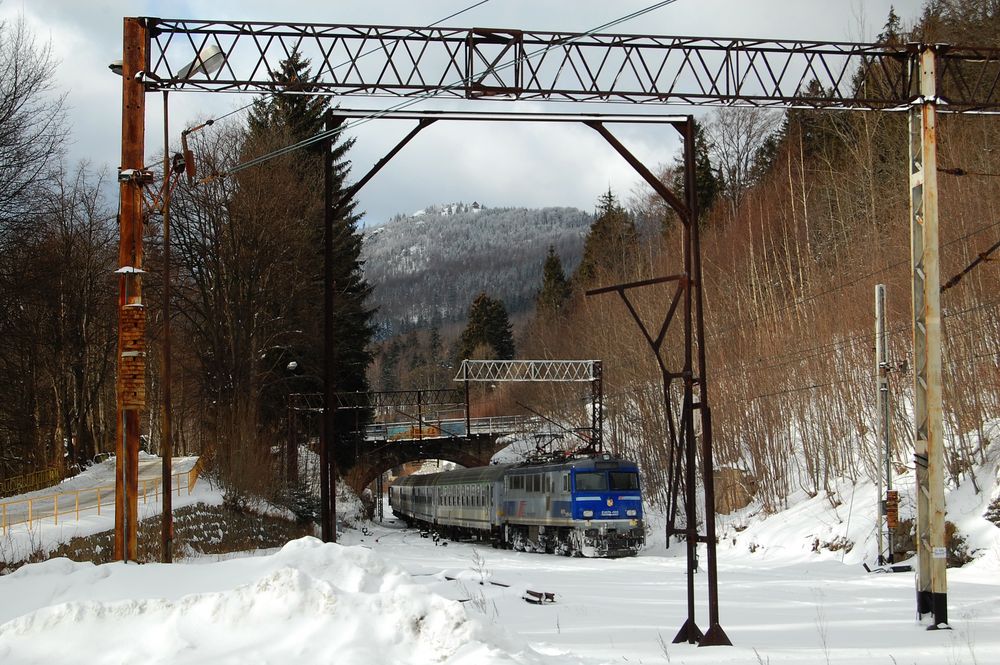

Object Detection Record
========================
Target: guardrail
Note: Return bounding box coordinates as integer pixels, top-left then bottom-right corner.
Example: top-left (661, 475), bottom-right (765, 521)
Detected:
top-left (1, 463), bottom-right (203, 535)
top-left (363, 415), bottom-right (530, 441)
top-left (0, 467), bottom-right (61, 498)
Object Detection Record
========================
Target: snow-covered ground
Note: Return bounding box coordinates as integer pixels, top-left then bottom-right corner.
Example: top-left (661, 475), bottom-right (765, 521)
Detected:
top-left (1, 503), bottom-right (997, 664)
top-left (1, 438), bottom-right (998, 664)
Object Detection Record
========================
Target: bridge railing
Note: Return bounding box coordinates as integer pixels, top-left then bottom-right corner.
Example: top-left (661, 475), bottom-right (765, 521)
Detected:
top-left (363, 415), bottom-right (531, 442)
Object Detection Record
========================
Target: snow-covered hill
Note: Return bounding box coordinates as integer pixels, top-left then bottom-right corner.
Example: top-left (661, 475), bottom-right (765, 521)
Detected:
top-left (362, 203), bottom-right (592, 335)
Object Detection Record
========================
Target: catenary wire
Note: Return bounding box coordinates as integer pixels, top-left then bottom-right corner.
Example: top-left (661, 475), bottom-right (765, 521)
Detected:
top-left (210, 0), bottom-right (683, 180)
top-left (707, 218), bottom-right (1000, 340)
top-left (712, 297), bottom-right (1000, 379)
top-left (196, 0), bottom-right (494, 128)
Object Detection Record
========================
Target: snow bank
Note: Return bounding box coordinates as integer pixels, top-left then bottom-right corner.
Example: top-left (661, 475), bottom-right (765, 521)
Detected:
top-left (715, 419), bottom-right (1000, 569)
top-left (0, 538), bottom-right (574, 665)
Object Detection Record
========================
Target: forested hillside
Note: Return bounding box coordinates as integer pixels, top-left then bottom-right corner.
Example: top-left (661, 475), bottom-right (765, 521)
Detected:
top-left (362, 204), bottom-right (591, 335)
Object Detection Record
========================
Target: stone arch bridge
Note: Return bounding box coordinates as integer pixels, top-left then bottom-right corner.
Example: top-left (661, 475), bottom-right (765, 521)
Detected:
top-left (288, 360), bottom-right (603, 496)
top-left (287, 390), bottom-right (529, 496)
top-left (343, 430), bottom-right (512, 496)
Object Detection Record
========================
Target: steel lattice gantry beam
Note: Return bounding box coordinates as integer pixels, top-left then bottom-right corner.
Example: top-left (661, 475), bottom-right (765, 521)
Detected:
top-left (142, 19), bottom-right (1000, 112)
top-left (455, 359), bottom-right (600, 382)
top-left (455, 360), bottom-right (603, 456)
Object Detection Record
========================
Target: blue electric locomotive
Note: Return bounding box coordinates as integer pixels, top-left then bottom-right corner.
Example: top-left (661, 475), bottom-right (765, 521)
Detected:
top-left (389, 454), bottom-right (645, 557)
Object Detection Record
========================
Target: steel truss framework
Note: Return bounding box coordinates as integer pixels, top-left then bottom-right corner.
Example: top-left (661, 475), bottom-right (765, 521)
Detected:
top-left (112, 14), bottom-right (998, 642)
top-left (143, 19), bottom-right (1000, 112)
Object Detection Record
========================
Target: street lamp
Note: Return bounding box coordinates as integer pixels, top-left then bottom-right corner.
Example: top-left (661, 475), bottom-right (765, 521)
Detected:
top-left (175, 45), bottom-right (225, 79)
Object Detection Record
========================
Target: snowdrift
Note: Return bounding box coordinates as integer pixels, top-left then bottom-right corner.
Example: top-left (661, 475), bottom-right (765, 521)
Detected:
top-left (0, 538), bottom-right (577, 665)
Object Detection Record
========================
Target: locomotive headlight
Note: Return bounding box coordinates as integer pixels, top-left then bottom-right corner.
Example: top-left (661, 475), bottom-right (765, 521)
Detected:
top-left (583, 510), bottom-right (594, 518)
top-left (626, 509), bottom-right (637, 517)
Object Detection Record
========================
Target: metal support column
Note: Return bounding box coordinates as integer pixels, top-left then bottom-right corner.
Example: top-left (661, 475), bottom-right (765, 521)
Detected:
top-left (287, 398), bottom-right (298, 484)
top-left (690, 116), bottom-right (728, 647)
top-left (115, 17), bottom-right (148, 562)
top-left (591, 360), bottom-right (603, 453)
top-left (909, 45), bottom-right (948, 628)
top-left (584, 117), bottom-right (728, 647)
top-left (160, 90), bottom-right (174, 564)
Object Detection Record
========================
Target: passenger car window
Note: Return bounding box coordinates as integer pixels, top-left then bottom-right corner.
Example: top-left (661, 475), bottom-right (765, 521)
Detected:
top-left (575, 472), bottom-right (607, 491)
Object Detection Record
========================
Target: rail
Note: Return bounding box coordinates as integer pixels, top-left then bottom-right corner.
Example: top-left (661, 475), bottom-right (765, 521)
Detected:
top-left (0, 463), bottom-right (203, 534)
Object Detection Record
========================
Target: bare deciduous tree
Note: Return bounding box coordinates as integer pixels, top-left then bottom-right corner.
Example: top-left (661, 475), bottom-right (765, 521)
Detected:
top-left (705, 107), bottom-right (781, 218)
top-left (0, 15), bottom-right (67, 242)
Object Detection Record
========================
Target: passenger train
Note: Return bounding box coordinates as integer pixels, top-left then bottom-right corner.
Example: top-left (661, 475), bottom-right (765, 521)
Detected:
top-left (389, 454), bottom-right (645, 557)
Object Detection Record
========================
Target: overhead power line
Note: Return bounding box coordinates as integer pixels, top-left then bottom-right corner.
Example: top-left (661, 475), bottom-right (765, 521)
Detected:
top-left (707, 219), bottom-right (1000, 340)
top-left (201, 0), bottom-right (494, 129)
top-left (208, 0), bottom-right (682, 181)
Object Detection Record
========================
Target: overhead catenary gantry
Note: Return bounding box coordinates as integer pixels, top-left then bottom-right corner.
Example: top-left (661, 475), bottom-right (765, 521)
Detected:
top-left (142, 20), bottom-right (1000, 112)
top-left (115, 14), bottom-right (1000, 641)
top-left (454, 359), bottom-right (605, 454)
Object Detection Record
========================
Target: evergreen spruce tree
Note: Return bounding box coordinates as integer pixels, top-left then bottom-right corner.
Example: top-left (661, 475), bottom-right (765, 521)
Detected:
top-left (536, 245), bottom-right (571, 316)
top-left (574, 189), bottom-right (638, 286)
top-left (427, 325), bottom-right (443, 386)
top-left (456, 293), bottom-right (515, 362)
top-left (247, 49), bottom-right (374, 469)
top-left (671, 121), bottom-right (721, 222)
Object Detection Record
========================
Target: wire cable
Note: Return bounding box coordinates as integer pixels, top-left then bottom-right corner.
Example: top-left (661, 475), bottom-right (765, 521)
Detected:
top-left (197, 0), bottom-right (494, 128)
top-left (211, 0), bottom-right (682, 180)
top-left (707, 219), bottom-right (1000, 340)
top-left (941, 236), bottom-right (1000, 293)
top-left (713, 297), bottom-right (1000, 379)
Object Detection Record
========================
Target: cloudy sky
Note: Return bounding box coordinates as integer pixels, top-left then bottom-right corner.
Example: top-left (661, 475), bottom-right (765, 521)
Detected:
top-left (3, 0), bottom-right (926, 225)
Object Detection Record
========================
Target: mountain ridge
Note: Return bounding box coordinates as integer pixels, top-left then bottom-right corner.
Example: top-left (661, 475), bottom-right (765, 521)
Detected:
top-left (362, 203), bottom-right (592, 336)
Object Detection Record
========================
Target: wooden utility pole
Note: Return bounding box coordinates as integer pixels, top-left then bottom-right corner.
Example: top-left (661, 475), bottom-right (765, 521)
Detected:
top-left (909, 45), bottom-right (948, 628)
top-left (115, 17), bottom-right (148, 562)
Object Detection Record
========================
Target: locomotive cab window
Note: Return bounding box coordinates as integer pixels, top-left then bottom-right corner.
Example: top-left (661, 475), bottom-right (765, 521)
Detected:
top-left (575, 472), bottom-right (607, 491)
top-left (609, 472), bottom-right (640, 490)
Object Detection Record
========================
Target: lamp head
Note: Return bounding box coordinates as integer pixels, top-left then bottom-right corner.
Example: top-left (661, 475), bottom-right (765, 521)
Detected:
top-left (108, 59), bottom-right (123, 76)
top-left (177, 45), bottom-right (225, 79)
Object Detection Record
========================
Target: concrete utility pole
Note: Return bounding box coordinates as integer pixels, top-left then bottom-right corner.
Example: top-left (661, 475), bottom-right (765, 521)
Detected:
top-left (874, 284), bottom-right (893, 565)
top-left (909, 45), bottom-right (948, 628)
top-left (115, 17), bottom-right (148, 562)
